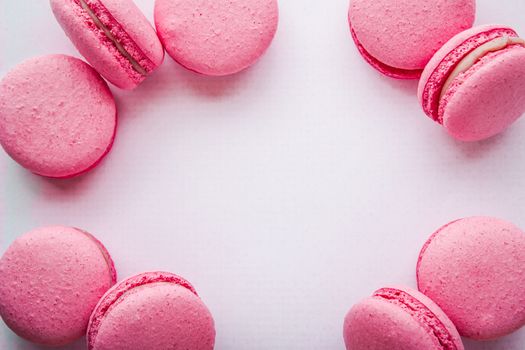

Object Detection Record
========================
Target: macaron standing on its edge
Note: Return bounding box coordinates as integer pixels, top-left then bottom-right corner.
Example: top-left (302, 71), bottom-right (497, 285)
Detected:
top-left (50, 0), bottom-right (164, 90)
top-left (88, 271), bottom-right (216, 350)
top-left (417, 217), bottom-right (525, 340)
top-left (418, 25), bottom-right (525, 141)
top-left (348, 0), bottom-right (475, 79)
top-left (343, 286), bottom-right (464, 350)
top-left (0, 55), bottom-right (117, 178)
top-left (0, 226), bottom-right (116, 347)
top-left (154, 0), bottom-right (279, 76)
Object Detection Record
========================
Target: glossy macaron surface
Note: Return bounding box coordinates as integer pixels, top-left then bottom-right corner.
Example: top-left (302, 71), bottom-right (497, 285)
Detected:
top-left (88, 272), bottom-right (215, 350)
top-left (0, 54), bottom-right (117, 178)
top-left (154, 0), bottom-right (279, 76)
top-left (418, 25), bottom-right (525, 141)
top-left (348, 0), bottom-right (475, 79)
top-left (50, 0), bottom-right (164, 90)
top-left (0, 226), bottom-right (116, 347)
top-left (343, 286), bottom-right (463, 350)
top-left (417, 217), bottom-right (525, 340)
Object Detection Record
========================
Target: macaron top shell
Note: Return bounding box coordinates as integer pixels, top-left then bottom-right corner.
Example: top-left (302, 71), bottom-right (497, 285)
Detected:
top-left (440, 45), bottom-right (525, 141)
top-left (417, 217), bottom-right (525, 340)
top-left (0, 55), bottom-right (117, 178)
top-left (51, 0), bottom-right (164, 90)
top-left (348, 0), bottom-right (475, 79)
top-left (88, 272), bottom-right (216, 350)
top-left (344, 286), bottom-right (463, 350)
top-left (154, 0), bottom-right (279, 76)
top-left (0, 226), bottom-right (116, 347)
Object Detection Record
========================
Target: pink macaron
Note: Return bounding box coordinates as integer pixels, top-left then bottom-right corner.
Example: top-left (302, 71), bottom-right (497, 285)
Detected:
top-left (154, 0), bottom-right (279, 76)
top-left (0, 55), bottom-right (117, 178)
top-left (418, 25), bottom-right (525, 141)
top-left (50, 0), bottom-right (164, 90)
top-left (417, 217), bottom-right (525, 340)
top-left (348, 0), bottom-right (475, 79)
top-left (87, 271), bottom-right (215, 350)
top-left (343, 286), bottom-right (464, 350)
top-left (0, 226), bottom-right (116, 347)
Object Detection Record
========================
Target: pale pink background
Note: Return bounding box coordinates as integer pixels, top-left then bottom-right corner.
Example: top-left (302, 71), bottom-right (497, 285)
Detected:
top-left (1, 0), bottom-right (525, 349)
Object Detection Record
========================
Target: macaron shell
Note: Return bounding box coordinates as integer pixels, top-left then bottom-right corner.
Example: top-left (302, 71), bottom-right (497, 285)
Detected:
top-left (50, 0), bottom-right (141, 89)
top-left (88, 272), bottom-right (215, 350)
top-left (154, 0), bottom-right (278, 76)
top-left (0, 54), bottom-right (117, 178)
top-left (417, 217), bottom-right (525, 339)
top-left (344, 297), bottom-right (442, 349)
top-left (96, 0), bottom-right (164, 67)
top-left (349, 0), bottom-right (475, 75)
top-left (440, 45), bottom-right (525, 141)
top-left (0, 226), bottom-right (116, 346)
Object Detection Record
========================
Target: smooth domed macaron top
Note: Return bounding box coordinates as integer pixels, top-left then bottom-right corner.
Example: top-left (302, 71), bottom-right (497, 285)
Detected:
top-left (50, 0), bottom-right (164, 90)
top-left (88, 272), bottom-right (215, 350)
top-left (0, 54), bottom-right (117, 178)
top-left (348, 0), bottom-right (475, 79)
top-left (0, 226), bottom-right (116, 347)
top-left (417, 217), bottom-right (525, 340)
top-left (154, 0), bottom-right (279, 76)
top-left (343, 286), bottom-right (463, 350)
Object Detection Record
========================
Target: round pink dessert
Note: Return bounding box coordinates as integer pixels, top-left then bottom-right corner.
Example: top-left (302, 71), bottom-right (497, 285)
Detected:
top-left (0, 226), bottom-right (116, 347)
top-left (154, 0), bottom-right (279, 76)
top-left (51, 0), bottom-right (165, 90)
top-left (0, 55), bottom-right (117, 178)
top-left (87, 272), bottom-right (216, 350)
top-left (417, 217), bottom-right (525, 340)
top-left (343, 286), bottom-right (464, 350)
top-left (418, 25), bottom-right (525, 141)
top-left (348, 0), bottom-right (475, 79)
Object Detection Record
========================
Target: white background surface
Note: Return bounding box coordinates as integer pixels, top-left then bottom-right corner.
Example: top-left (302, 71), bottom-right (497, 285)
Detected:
top-left (1, 0), bottom-right (525, 349)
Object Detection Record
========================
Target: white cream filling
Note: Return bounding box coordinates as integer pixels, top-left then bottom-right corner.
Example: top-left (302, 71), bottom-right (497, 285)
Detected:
top-left (439, 36), bottom-right (525, 101)
top-left (79, 0), bottom-right (147, 76)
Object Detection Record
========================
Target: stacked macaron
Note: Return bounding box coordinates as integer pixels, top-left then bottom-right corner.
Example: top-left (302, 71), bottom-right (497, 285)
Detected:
top-left (349, 1), bottom-right (525, 142)
top-left (0, 0), bottom-right (279, 178)
top-left (343, 216), bottom-right (525, 349)
top-left (0, 227), bottom-right (216, 349)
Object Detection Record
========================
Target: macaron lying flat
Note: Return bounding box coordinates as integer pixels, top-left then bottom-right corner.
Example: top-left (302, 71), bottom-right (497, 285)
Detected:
top-left (418, 25), bottom-right (525, 141)
top-left (0, 226), bottom-right (116, 347)
top-left (51, 0), bottom-right (164, 90)
top-left (348, 0), bottom-right (475, 79)
top-left (417, 217), bottom-right (525, 340)
top-left (0, 55), bottom-right (117, 178)
top-left (88, 272), bottom-right (215, 350)
top-left (154, 0), bottom-right (279, 76)
top-left (343, 286), bottom-right (463, 350)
